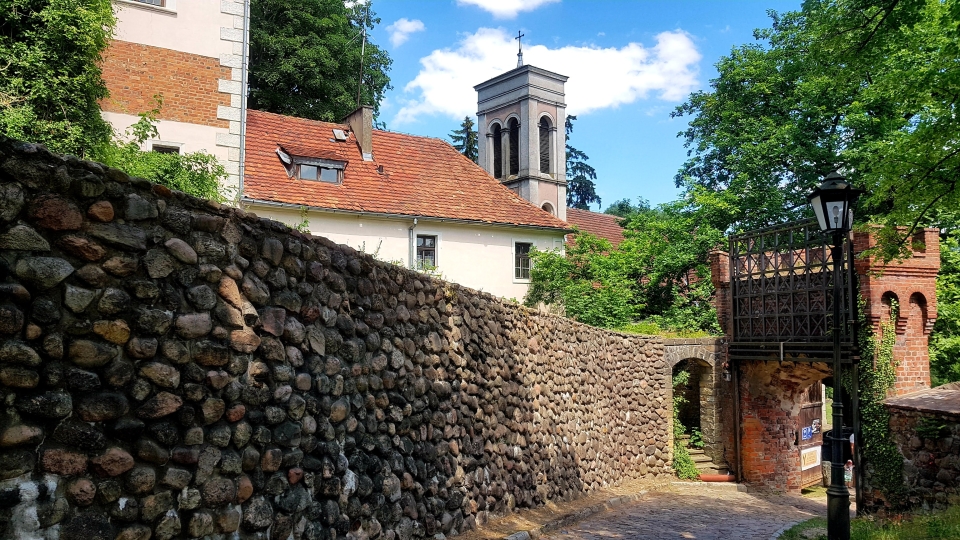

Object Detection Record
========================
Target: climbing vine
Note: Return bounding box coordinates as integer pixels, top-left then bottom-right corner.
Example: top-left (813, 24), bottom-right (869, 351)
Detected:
top-left (672, 370), bottom-right (700, 479)
top-left (857, 297), bottom-right (906, 506)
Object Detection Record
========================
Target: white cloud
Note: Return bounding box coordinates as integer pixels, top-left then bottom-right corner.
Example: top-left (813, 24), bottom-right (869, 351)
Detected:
top-left (457, 0), bottom-right (560, 19)
top-left (393, 28), bottom-right (701, 125)
top-left (387, 18), bottom-right (426, 48)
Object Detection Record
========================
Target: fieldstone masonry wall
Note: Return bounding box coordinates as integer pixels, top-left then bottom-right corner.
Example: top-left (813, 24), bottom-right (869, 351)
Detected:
top-left (0, 138), bottom-right (670, 540)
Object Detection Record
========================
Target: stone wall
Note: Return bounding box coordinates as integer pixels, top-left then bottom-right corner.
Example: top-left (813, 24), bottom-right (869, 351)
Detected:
top-left (0, 138), bottom-right (670, 540)
top-left (863, 383), bottom-right (960, 513)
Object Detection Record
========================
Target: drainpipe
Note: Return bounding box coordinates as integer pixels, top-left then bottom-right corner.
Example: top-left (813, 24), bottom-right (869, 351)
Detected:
top-left (237, 0), bottom-right (251, 200)
top-left (408, 218), bottom-right (418, 269)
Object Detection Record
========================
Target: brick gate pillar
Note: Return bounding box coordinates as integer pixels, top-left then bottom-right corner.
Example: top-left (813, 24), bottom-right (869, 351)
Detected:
top-left (854, 228), bottom-right (939, 396)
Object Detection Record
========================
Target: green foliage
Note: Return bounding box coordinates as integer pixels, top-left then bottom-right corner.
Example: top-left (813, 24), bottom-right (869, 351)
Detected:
top-left (248, 0), bottom-right (392, 122)
top-left (672, 369), bottom-right (700, 480)
top-left (565, 115), bottom-right (600, 210)
top-left (689, 427), bottom-right (705, 449)
top-left (93, 99), bottom-right (227, 201)
top-left (931, 229), bottom-right (960, 386)
top-left (914, 417), bottom-right (947, 440)
top-left (0, 0), bottom-right (115, 156)
top-left (524, 234), bottom-right (635, 328)
top-left (294, 206), bottom-right (310, 233)
top-left (448, 116), bottom-right (478, 163)
top-left (673, 0), bottom-right (960, 258)
top-left (779, 506), bottom-right (960, 540)
top-left (858, 296), bottom-right (906, 507)
top-left (603, 198), bottom-right (648, 219)
top-left (525, 191), bottom-right (724, 335)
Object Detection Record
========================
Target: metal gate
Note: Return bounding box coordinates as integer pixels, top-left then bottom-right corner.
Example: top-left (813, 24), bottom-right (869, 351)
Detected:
top-left (798, 381), bottom-right (824, 487)
top-left (728, 219), bottom-right (858, 363)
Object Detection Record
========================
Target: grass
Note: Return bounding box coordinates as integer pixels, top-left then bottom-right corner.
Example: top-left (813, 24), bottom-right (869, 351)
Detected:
top-left (778, 506), bottom-right (960, 540)
top-left (618, 321), bottom-right (716, 339)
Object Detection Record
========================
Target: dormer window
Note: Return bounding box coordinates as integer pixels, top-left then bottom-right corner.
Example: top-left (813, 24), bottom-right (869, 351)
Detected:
top-left (298, 164), bottom-right (341, 183)
top-left (277, 146), bottom-right (345, 184)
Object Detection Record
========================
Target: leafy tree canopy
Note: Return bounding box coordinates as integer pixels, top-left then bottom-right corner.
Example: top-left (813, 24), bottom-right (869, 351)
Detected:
top-left (0, 0), bottom-right (115, 156)
top-left (565, 115), bottom-right (601, 210)
top-left (604, 198), bottom-right (648, 219)
top-left (249, 0), bottom-right (392, 122)
top-left (448, 116), bottom-right (478, 163)
top-left (674, 0), bottom-right (960, 258)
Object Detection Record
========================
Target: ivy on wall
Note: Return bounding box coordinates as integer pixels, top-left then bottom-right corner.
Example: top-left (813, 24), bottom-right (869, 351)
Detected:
top-left (857, 297), bottom-right (906, 507)
top-left (672, 369), bottom-right (701, 480)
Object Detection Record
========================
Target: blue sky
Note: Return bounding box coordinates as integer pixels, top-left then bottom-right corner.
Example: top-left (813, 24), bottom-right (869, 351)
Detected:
top-left (369, 0), bottom-right (801, 211)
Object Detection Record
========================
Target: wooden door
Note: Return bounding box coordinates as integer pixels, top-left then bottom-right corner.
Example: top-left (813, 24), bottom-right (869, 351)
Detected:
top-left (798, 381), bottom-right (824, 488)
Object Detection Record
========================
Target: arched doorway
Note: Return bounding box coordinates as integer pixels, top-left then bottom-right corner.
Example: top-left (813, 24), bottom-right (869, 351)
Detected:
top-left (671, 357), bottom-right (725, 475)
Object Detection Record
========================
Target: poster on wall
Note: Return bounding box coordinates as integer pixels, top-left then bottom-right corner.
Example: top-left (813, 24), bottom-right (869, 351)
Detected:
top-left (801, 446), bottom-right (822, 470)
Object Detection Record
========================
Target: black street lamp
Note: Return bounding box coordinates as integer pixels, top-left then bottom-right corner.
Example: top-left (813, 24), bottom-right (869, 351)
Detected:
top-left (807, 171), bottom-right (864, 540)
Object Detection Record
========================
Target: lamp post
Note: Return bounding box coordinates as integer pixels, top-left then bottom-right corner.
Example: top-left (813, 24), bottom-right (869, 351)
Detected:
top-left (807, 172), bottom-right (864, 540)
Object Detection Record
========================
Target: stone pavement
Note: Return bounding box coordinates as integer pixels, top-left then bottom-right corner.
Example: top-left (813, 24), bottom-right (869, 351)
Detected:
top-left (542, 483), bottom-right (828, 540)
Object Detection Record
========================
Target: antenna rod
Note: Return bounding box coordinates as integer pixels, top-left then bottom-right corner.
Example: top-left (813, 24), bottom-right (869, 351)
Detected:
top-left (356, 6), bottom-right (367, 108)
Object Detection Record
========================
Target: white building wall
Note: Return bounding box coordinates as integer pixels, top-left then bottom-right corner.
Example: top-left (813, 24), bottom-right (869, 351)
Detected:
top-left (107, 0), bottom-right (248, 195)
top-left (249, 205), bottom-right (565, 300)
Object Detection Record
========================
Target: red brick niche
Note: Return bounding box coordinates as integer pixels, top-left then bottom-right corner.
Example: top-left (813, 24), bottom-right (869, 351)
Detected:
top-left (100, 40), bottom-right (231, 128)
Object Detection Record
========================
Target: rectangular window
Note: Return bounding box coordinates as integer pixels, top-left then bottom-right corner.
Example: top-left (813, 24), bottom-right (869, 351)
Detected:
top-left (417, 235), bottom-right (437, 269)
top-left (132, 0), bottom-right (164, 5)
top-left (298, 164), bottom-right (340, 184)
top-left (151, 144), bottom-right (180, 155)
top-left (515, 242), bottom-right (532, 280)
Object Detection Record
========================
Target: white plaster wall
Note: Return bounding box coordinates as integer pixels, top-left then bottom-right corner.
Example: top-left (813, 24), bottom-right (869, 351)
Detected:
top-left (248, 205), bottom-right (565, 300)
top-left (101, 111), bottom-right (240, 195)
top-left (112, 0), bottom-right (234, 59)
top-left (102, 111), bottom-right (226, 159)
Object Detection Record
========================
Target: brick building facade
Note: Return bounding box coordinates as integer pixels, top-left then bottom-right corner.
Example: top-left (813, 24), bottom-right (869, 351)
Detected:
top-left (100, 0), bottom-right (249, 193)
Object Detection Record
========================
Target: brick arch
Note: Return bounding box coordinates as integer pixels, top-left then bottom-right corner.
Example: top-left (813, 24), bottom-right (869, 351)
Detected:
top-left (908, 291), bottom-right (934, 335)
top-left (665, 339), bottom-right (725, 468)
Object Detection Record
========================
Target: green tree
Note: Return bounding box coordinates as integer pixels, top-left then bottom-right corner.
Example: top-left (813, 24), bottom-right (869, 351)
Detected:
top-left (0, 0), bottom-right (115, 156)
top-left (448, 116), bottom-right (478, 163)
top-left (673, 0), bottom-right (960, 258)
top-left (565, 115), bottom-right (601, 210)
top-left (525, 233), bottom-right (635, 329)
top-left (249, 0), bottom-right (392, 122)
top-left (604, 198), bottom-right (648, 219)
top-left (931, 228), bottom-right (960, 385)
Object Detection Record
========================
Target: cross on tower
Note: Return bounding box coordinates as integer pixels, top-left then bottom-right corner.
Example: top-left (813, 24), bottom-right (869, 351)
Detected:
top-left (515, 30), bottom-right (525, 67)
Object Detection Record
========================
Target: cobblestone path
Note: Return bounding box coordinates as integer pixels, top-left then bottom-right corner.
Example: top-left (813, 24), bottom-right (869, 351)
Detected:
top-left (545, 483), bottom-right (829, 540)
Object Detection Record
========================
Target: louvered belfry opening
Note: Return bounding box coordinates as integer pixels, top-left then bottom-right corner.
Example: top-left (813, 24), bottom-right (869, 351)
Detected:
top-left (492, 124), bottom-right (503, 179)
top-left (728, 218), bottom-right (859, 362)
top-left (508, 118), bottom-right (520, 176)
top-left (539, 117), bottom-right (551, 174)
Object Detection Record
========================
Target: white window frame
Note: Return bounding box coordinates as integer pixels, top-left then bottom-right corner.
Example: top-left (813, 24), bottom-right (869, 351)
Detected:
top-left (415, 231), bottom-right (442, 271)
top-left (512, 239), bottom-right (535, 283)
top-left (149, 141), bottom-right (183, 154)
top-left (115, 0), bottom-right (177, 14)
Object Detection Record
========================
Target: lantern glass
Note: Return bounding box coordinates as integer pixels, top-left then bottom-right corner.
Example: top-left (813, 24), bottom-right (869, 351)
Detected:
top-left (808, 172), bottom-right (862, 233)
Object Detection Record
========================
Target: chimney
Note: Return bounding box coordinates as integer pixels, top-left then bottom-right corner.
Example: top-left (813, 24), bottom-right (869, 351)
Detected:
top-left (342, 106), bottom-right (374, 161)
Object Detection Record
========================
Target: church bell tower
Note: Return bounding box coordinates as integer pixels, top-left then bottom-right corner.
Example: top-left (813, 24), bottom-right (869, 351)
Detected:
top-left (474, 65), bottom-right (568, 221)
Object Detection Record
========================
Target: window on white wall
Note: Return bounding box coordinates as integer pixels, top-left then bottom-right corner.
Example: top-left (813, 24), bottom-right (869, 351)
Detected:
top-left (515, 242), bottom-right (532, 280)
top-left (417, 235), bottom-right (437, 269)
top-left (132, 0), bottom-right (164, 5)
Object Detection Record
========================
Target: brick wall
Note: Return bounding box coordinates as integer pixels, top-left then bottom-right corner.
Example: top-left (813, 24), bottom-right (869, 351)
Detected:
top-left (854, 228), bottom-right (939, 396)
top-left (100, 40), bottom-right (231, 129)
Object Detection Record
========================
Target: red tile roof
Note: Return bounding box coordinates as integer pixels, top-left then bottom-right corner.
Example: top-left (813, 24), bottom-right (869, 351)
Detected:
top-left (243, 110), bottom-right (569, 231)
top-left (565, 208), bottom-right (625, 246)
